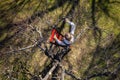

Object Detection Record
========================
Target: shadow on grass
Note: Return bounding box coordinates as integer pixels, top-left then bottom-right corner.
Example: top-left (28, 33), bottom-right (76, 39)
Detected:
top-left (0, 0), bottom-right (70, 45)
top-left (81, 0), bottom-right (120, 79)
top-left (0, 0), bottom-right (80, 80)
top-left (97, 0), bottom-right (120, 26)
top-left (83, 33), bottom-right (120, 79)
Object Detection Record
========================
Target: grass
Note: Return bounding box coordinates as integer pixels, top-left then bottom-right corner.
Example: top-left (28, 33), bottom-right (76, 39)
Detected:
top-left (0, 0), bottom-right (120, 80)
top-left (0, 31), bottom-right (7, 42)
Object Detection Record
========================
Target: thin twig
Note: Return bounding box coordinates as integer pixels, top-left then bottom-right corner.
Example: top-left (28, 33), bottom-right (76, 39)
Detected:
top-left (75, 27), bottom-right (89, 41)
top-left (29, 24), bottom-right (43, 38)
top-left (65, 70), bottom-right (81, 80)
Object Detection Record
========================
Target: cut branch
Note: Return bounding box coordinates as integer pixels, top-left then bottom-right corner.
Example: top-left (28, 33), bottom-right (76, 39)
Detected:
top-left (61, 68), bottom-right (65, 80)
top-left (42, 61), bottom-right (59, 80)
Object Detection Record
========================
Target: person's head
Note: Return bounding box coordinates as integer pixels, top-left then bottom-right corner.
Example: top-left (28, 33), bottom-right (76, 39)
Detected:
top-left (65, 33), bottom-right (72, 41)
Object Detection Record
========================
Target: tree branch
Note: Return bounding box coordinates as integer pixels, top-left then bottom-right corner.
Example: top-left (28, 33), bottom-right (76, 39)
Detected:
top-left (6, 42), bottom-right (38, 53)
top-left (84, 72), bottom-right (110, 80)
top-left (42, 61), bottom-right (59, 80)
top-left (61, 67), bottom-right (65, 80)
top-left (6, 40), bottom-right (46, 53)
top-left (65, 70), bottom-right (81, 80)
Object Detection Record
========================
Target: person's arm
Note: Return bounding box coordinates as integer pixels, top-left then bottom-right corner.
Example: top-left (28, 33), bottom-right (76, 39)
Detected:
top-left (54, 35), bottom-right (66, 46)
top-left (65, 18), bottom-right (76, 35)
